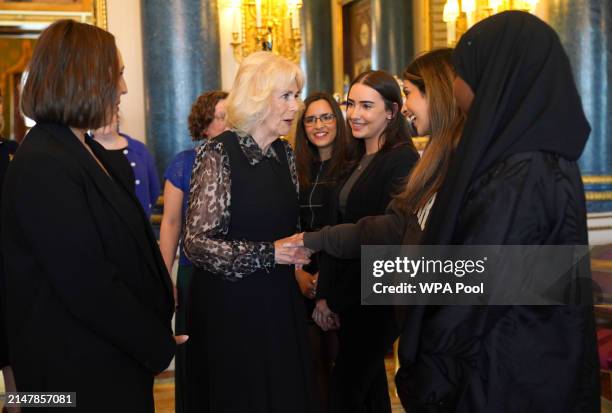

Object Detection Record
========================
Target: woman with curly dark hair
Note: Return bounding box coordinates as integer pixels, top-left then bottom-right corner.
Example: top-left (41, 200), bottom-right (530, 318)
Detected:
top-left (158, 89), bottom-right (227, 413)
top-left (187, 91), bottom-right (228, 141)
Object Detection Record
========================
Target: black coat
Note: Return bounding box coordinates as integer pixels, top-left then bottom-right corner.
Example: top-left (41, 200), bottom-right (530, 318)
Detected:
top-left (315, 144), bottom-right (418, 412)
top-left (397, 152), bottom-right (600, 413)
top-left (1, 123), bottom-right (175, 412)
top-left (0, 138), bottom-right (17, 368)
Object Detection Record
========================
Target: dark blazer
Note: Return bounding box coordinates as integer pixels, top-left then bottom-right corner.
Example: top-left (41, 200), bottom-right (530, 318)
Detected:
top-left (1, 123), bottom-right (175, 412)
top-left (317, 144), bottom-right (419, 313)
top-left (0, 139), bottom-right (17, 369)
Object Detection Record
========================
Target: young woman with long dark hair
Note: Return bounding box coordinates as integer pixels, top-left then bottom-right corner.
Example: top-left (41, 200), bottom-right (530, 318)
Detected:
top-left (278, 49), bottom-right (465, 411)
top-left (294, 92), bottom-right (349, 412)
top-left (308, 70), bottom-right (419, 413)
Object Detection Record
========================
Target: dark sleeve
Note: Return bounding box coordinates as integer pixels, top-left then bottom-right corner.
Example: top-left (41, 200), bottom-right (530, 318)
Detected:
top-left (304, 199), bottom-right (408, 259)
top-left (183, 141), bottom-right (275, 280)
top-left (309, 203), bottom-right (410, 309)
top-left (398, 158), bottom-right (536, 410)
top-left (399, 153), bottom-right (597, 411)
top-left (12, 154), bottom-right (174, 374)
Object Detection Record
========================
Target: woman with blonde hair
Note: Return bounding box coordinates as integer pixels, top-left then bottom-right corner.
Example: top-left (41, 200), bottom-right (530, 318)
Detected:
top-left (183, 51), bottom-right (314, 412)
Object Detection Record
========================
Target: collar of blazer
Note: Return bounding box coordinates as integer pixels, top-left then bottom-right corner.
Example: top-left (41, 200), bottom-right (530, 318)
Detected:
top-left (39, 123), bottom-right (174, 307)
top-left (328, 150), bottom-right (382, 225)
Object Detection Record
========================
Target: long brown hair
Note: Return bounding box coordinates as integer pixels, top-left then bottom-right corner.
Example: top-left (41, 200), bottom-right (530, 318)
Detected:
top-left (295, 92), bottom-right (349, 188)
top-left (345, 70), bottom-right (416, 165)
top-left (395, 48), bottom-right (466, 212)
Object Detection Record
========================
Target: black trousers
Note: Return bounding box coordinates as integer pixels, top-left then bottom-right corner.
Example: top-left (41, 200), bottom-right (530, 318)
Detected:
top-left (329, 306), bottom-right (397, 413)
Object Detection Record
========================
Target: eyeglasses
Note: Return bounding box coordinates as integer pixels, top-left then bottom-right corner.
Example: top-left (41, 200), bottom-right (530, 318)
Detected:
top-left (303, 113), bottom-right (336, 126)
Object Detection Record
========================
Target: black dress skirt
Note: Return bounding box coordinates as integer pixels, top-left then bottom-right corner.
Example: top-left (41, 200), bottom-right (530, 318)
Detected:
top-left (185, 134), bottom-right (315, 413)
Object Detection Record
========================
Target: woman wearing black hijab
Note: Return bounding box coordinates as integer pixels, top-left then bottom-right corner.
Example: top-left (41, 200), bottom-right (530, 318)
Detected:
top-left (396, 11), bottom-right (600, 413)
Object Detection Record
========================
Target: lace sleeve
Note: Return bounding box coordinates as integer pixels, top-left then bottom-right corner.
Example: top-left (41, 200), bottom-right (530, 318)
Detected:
top-left (183, 141), bottom-right (275, 281)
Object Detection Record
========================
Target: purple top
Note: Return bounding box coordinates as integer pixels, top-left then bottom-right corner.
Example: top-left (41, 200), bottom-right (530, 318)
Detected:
top-left (163, 148), bottom-right (197, 266)
top-left (120, 133), bottom-right (160, 218)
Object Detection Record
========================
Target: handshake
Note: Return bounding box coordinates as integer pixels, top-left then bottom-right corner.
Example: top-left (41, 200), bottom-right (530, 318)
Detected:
top-left (273, 232), bottom-right (312, 266)
top-left (273, 233), bottom-right (340, 331)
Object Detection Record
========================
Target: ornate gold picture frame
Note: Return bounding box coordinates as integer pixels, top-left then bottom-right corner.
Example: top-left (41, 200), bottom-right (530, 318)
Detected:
top-left (0, 0), bottom-right (107, 140)
top-left (0, 0), bottom-right (106, 29)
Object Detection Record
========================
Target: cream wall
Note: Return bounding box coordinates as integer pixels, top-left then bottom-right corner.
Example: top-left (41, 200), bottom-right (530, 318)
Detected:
top-left (218, 4), bottom-right (240, 91)
top-left (106, 0), bottom-right (147, 143)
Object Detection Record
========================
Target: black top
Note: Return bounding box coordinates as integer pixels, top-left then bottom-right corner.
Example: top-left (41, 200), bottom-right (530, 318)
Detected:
top-left (184, 130), bottom-right (315, 412)
top-left (104, 145), bottom-right (136, 193)
top-left (1, 123), bottom-right (175, 412)
top-left (317, 144), bottom-right (418, 313)
top-left (299, 158), bottom-right (335, 275)
top-left (299, 159), bottom-right (334, 232)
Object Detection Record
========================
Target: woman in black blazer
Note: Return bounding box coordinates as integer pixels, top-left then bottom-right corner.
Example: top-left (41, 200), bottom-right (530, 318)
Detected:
top-left (312, 70), bottom-right (419, 413)
top-left (1, 20), bottom-right (177, 412)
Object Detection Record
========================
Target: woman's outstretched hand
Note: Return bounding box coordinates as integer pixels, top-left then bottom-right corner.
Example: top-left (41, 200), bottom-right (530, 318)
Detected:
top-left (274, 233), bottom-right (311, 266)
top-left (279, 232), bottom-right (305, 248)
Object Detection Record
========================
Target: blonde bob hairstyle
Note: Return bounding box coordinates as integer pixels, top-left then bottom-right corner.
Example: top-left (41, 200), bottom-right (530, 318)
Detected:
top-left (226, 51), bottom-right (304, 135)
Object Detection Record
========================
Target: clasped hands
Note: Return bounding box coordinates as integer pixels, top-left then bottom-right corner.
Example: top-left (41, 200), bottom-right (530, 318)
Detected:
top-left (274, 232), bottom-right (311, 266)
top-left (275, 233), bottom-right (340, 331)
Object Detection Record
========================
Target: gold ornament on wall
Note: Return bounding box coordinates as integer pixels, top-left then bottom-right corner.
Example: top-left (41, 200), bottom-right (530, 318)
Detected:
top-left (227, 0), bottom-right (302, 63)
top-left (442, 0), bottom-right (538, 45)
top-left (0, 0), bottom-right (107, 29)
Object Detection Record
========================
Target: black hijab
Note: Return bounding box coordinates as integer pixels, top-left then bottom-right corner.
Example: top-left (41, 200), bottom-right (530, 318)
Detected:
top-left (423, 11), bottom-right (591, 244)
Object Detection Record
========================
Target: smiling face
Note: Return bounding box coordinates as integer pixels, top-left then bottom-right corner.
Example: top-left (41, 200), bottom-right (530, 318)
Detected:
top-left (346, 83), bottom-right (392, 144)
top-left (263, 81), bottom-right (300, 137)
top-left (303, 99), bottom-right (337, 152)
top-left (402, 79), bottom-right (430, 136)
